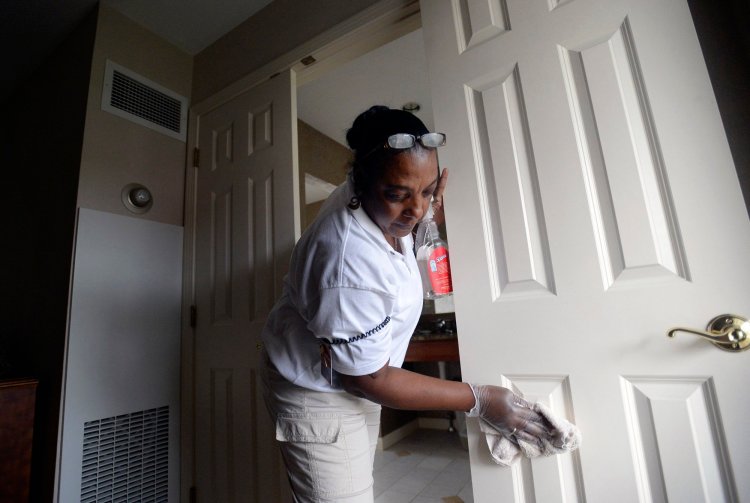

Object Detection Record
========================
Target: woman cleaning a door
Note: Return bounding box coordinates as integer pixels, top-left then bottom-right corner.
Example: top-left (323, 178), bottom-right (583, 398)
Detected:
top-left (261, 106), bottom-right (554, 502)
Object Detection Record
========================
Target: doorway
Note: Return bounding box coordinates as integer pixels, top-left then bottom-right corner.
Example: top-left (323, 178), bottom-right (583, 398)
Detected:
top-left (295, 26), bottom-right (473, 502)
top-left (184, 0), bottom-right (750, 500)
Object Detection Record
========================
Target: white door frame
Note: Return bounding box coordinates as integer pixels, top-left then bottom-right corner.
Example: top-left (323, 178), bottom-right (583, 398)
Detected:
top-left (180, 1), bottom-right (420, 499)
top-left (180, 1), bottom-right (748, 500)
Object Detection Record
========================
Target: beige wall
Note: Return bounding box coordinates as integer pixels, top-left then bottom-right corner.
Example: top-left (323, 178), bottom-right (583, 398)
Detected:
top-left (192, 0), bottom-right (380, 103)
top-left (298, 120), bottom-right (350, 228)
top-left (299, 120), bottom-right (350, 185)
top-left (77, 5), bottom-right (193, 226)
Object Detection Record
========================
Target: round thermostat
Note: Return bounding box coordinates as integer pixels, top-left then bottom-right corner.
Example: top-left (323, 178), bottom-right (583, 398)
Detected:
top-left (121, 183), bottom-right (153, 214)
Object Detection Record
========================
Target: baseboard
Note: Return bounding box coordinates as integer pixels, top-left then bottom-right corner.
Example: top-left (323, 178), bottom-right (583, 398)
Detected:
top-left (377, 419), bottom-right (418, 450)
top-left (417, 417), bottom-right (452, 430)
top-left (377, 416), bottom-right (457, 451)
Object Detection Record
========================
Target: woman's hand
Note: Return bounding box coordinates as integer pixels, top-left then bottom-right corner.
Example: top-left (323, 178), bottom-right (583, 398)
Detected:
top-left (431, 167), bottom-right (449, 226)
top-left (469, 384), bottom-right (552, 444)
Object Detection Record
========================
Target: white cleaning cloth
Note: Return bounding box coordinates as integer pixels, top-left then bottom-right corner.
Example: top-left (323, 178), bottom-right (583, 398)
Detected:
top-left (477, 402), bottom-right (581, 466)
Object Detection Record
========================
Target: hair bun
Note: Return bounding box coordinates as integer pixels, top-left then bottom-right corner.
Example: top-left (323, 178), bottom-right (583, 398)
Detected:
top-left (346, 105), bottom-right (390, 152)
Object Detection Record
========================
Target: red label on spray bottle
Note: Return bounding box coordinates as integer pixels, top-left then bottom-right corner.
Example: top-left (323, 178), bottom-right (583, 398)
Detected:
top-left (427, 246), bottom-right (452, 295)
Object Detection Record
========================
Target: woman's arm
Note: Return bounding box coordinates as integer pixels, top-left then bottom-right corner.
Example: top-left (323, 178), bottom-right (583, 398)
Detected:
top-left (339, 362), bottom-right (552, 442)
top-left (339, 363), bottom-right (474, 412)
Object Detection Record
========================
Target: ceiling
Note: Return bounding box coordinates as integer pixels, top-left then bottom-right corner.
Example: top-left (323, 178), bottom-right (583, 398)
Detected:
top-left (0, 0), bottom-right (274, 100)
top-left (298, 28), bottom-right (433, 147)
top-left (1, 0), bottom-right (432, 149)
top-left (100, 0), bottom-right (275, 55)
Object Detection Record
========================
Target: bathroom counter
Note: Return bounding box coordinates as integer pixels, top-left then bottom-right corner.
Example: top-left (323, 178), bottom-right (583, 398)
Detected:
top-left (405, 334), bottom-right (459, 362)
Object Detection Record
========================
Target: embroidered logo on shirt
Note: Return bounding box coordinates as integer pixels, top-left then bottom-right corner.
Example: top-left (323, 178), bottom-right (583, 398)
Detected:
top-left (326, 316), bottom-right (391, 345)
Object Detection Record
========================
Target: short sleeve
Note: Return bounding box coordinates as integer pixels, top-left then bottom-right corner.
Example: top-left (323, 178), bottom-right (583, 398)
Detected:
top-left (307, 286), bottom-right (395, 376)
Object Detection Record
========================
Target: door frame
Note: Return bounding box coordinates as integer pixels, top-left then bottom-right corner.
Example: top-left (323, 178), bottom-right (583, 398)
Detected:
top-left (179, 1), bottom-right (420, 499)
top-left (178, 1), bottom-right (749, 500)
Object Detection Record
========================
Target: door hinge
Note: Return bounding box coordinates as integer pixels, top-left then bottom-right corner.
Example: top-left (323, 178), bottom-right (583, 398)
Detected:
top-left (193, 147), bottom-right (200, 167)
top-left (189, 486), bottom-right (197, 503)
top-left (190, 305), bottom-right (197, 328)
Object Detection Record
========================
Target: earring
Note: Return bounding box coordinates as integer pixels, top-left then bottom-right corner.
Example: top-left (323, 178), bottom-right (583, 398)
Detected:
top-left (348, 196), bottom-right (361, 209)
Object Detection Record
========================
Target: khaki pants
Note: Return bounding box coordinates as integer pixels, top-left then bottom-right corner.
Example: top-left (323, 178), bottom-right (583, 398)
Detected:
top-left (261, 352), bottom-right (381, 503)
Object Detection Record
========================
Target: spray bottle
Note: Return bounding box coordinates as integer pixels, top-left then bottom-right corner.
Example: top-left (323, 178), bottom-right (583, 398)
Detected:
top-left (415, 205), bottom-right (453, 299)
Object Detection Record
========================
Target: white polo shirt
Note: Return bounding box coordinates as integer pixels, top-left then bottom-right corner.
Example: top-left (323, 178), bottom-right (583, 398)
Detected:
top-left (261, 180), bottom-right (423, 392)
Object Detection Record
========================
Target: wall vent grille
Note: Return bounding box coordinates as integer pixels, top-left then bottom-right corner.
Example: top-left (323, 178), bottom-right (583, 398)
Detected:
top-left (102, 60), bottom-right (188, 142)
top-left (80, 406), bottom-right (169, 503)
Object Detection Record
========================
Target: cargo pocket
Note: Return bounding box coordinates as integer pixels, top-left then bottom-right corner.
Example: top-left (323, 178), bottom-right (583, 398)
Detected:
top-left (275, 413), bottom-right (341, 443)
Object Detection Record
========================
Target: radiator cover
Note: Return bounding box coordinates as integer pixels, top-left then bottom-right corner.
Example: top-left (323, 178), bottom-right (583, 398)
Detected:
top-left (81, 406), bottom-right (169, 503)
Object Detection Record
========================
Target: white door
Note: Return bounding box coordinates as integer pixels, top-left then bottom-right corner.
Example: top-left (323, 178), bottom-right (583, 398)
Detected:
top-left (193, 70), bottom-right (300, 502)
top-left (421, 0), bottom-right (750, 501)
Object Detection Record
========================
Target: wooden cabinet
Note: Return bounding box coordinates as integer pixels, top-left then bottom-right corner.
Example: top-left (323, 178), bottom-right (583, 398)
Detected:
top-left (0, 378), bottom-right (38, 503)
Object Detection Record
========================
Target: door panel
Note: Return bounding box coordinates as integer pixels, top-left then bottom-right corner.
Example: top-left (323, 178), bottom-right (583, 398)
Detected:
top-left (465, 65), bottom-right (555, 299)
top-left (620, 376), bottom-right (733, 502)
top-left (421, 0), bottom-right (749, 501)
top-left (559, 20), bottom-right (688, 287)
top-left (502, 375), bottom-right (583, 502)
top-left (194, 70), bottom-right (299, 502)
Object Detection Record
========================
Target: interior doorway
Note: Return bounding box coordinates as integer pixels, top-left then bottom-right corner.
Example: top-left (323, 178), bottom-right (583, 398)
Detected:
top-left (295, 25), bottom-right (473, 502)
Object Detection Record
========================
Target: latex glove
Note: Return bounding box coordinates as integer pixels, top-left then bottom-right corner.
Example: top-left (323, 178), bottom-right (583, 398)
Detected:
top-left (467, 384), bottom-right (551, 445)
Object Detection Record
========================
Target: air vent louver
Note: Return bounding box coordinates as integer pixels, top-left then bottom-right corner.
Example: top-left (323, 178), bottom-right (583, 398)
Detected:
top-left (80, 406), bottom-right (169, 503)
top-left (102, 60), bottom-right (187, 142)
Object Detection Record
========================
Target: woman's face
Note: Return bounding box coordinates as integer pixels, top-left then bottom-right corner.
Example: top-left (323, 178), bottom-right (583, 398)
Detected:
top-left (361, 148), bottom-right (439, 244)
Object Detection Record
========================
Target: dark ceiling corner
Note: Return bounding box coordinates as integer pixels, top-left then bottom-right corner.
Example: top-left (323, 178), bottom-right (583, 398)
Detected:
top-left (0, 0), bottom-right (100, 102)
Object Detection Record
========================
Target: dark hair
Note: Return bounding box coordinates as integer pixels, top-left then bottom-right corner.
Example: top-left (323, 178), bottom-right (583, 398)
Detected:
top-left (346, 105), bottom-right (430, 206)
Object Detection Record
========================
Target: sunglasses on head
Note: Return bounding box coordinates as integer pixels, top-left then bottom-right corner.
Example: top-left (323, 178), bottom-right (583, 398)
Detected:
top-left (363, 132), bottom-right (446, 158)
top-left (385, 132), bottom-right (446, 149)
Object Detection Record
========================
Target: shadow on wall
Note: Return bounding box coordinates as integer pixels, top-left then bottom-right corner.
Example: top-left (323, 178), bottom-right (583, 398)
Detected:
top-left (0, 5), bottom-right (99, 503)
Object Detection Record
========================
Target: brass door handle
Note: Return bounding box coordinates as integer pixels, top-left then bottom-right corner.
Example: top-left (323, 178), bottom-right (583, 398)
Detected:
top-left (667, 314), bottom-right (749, 352)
